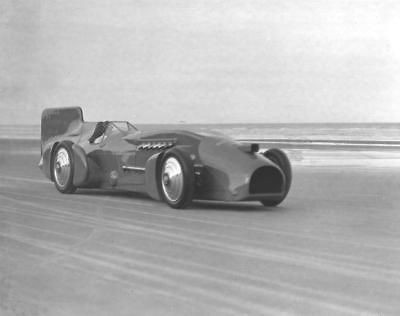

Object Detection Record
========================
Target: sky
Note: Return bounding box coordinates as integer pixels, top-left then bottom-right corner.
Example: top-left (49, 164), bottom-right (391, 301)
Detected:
top-left (0, 0), bottom-right (399, 124)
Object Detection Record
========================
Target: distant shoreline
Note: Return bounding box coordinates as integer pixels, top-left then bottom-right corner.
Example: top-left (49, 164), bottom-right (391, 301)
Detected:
top-left (2, 138), bottom-right (399, 168)
top-left (0, 122), bottom-right (399, 128)
top-left (2, 138), bottom-right (400, 151)
top-left (1, 122), bottom-right (399, 148)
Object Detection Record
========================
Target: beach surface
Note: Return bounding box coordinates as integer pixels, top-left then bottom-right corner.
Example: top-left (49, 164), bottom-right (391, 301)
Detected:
top-left (1, 133), bottom-right (400, 315)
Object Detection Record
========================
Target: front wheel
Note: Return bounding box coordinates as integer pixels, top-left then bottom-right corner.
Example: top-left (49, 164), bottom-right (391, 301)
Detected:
top-left (261, 148), bottom-right (292, 206)
top-left (52, 142), bottom-right (77, 194)
top-left (159, 150), bottom-right (194, 209)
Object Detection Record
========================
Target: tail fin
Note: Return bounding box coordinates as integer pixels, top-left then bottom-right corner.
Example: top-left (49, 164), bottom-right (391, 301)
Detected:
top-left (41, 107), bottom-right (84, 149)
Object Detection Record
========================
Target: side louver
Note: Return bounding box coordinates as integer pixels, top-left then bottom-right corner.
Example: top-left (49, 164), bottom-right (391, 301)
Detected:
top-left (137, 141), bottom-right (175, 150)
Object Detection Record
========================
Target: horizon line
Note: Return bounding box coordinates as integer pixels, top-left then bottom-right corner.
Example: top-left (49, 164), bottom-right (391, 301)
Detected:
top-left (0, 122), bottom-right (399, 126)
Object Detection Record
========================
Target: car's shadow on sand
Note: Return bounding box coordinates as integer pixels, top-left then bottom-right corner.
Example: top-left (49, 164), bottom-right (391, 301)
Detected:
top-left (75, 189), bottom-right (286, 212)
top-left (190, 201), bottom-right (285, 212)
top-left (75, 189), bottom-right (149, 200)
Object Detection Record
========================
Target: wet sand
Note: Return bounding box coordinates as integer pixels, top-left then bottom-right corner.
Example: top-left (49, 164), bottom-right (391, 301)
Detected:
top-left (1, 141), bottom-right (400, 315)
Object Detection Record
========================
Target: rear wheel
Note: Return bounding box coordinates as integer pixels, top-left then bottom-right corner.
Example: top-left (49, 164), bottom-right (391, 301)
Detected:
top-left (52, 142), bottom-right (77, 194)
top-left (159, 150), bottom-right (194, 209)
top-left (261, 148), bottom-right (292, 206)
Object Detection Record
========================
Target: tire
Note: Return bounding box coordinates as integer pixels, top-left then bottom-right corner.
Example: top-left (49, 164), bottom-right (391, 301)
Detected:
top-left (159, 149), bottom-right (194, 209)
top-left (51, 142), bottom-right (77, 194)
top-left (261, 148), bottom-right (292, 206)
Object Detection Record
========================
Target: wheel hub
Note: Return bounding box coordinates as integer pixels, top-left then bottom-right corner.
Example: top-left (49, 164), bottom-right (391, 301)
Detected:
top-left (162, 173), bottom-right (170, 186)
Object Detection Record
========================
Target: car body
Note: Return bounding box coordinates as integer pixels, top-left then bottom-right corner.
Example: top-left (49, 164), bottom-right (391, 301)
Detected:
top-left (39, 107), bottom-right (292, 208)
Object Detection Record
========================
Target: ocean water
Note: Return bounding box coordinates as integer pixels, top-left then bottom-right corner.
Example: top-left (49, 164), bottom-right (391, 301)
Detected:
top-left (1, 123), bottom-right (399, 142)
top-left (1, 123), bottom-right (400, 167)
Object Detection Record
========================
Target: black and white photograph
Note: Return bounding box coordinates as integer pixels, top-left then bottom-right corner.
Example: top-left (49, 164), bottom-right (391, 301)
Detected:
top-left (1, 0), bottom-right (400, 315)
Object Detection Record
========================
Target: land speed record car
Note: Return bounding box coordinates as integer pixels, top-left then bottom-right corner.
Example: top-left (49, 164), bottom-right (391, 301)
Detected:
top-left (39, 107), bottom-right (292, 209)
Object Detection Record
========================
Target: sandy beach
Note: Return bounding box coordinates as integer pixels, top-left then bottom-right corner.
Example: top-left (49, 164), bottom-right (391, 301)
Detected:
top-left (0, 135), bottom-right (400, 315)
